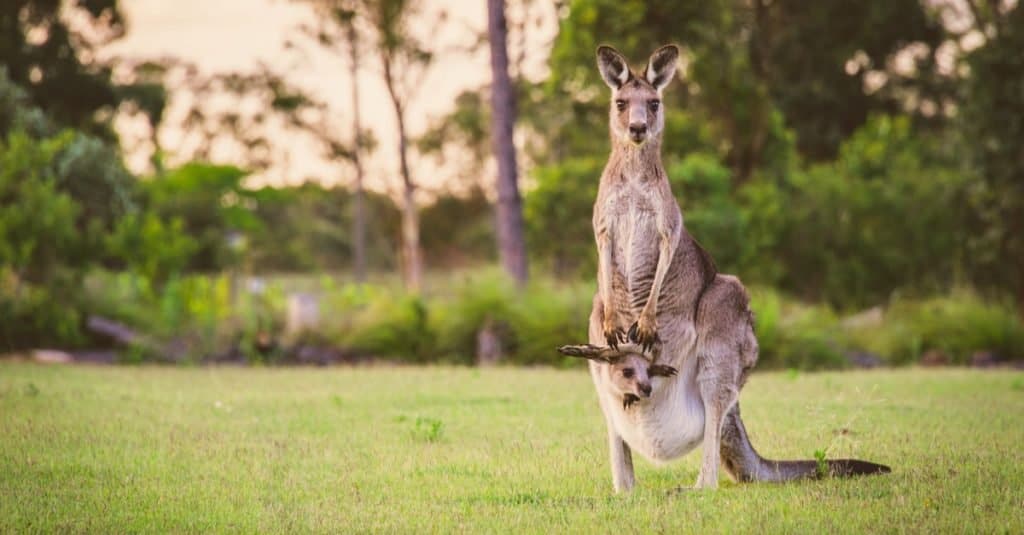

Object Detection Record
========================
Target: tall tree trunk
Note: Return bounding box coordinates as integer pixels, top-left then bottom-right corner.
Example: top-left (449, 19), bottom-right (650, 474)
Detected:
top-left (487, 0), bottom-right (529, 285)
top-left (347, 20), bottom-right (367, 283)
top-left (382, 54), bottom-right (423, 293)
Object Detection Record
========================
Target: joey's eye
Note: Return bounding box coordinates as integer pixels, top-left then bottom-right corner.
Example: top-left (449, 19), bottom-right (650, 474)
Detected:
top-left (615, 100), bottom-right (626, 111)
top-left (622, 368), bottom-right (634, 379)
top-left (648, 100), bottom-right (660, 112)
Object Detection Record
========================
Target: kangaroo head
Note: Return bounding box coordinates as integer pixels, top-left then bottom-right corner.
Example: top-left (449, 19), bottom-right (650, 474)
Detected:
top-left (558, 343), bottom-right (678, 408)
top-left (596, 44), bottom-right (680, 147)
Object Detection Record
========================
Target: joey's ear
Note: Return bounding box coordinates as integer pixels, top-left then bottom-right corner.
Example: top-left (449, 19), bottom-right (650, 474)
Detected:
top-left (648, 364), bottom-right (678, 377)
top-left (644, 44), bottom-right (680, 92)
top-left (558, 344), bottom-right (621, 363)
top-left (596, 45), bottom-right (632, 90)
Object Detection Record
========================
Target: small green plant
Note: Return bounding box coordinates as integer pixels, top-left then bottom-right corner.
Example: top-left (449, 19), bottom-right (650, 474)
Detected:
top-left (814, 449), bottom-right (828, 478)
top-left (412, 416), bottom-right (444, 443)
top-left (1012, 377), bottom-right (1024, 392)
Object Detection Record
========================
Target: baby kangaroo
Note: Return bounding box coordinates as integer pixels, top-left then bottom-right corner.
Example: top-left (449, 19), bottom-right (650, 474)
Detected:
top-left (566, 44), bottom-right (891, 492)
top-left (558, 343), bottom-right (678, 410)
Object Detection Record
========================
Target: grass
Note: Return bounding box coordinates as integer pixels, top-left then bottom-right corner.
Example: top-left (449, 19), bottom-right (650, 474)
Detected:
top-left (1, 364), bottom-right (1022, 533)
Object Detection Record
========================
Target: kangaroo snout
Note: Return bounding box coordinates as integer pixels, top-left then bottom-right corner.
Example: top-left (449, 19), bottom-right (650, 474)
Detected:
top-left (628, 123), bottom-right (647, 141)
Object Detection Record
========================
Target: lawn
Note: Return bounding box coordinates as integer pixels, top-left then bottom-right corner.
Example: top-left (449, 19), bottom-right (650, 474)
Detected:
top-left (1, 364), bottom-right (1022, 533)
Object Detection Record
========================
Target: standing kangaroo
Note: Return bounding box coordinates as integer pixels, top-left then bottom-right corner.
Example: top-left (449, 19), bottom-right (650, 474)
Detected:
top-left (569, 44), bottom-right (890, 492)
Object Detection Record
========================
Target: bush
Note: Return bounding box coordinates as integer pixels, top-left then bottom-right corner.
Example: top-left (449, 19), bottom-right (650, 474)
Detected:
top-left (843, 291), bottom-right (1024, 365)
top-left (748, 287), bottom-right (847, 370)
top-left (0, 272), bottom-right (83, 351)
top-left (341, 292), bottom-right (433, 362)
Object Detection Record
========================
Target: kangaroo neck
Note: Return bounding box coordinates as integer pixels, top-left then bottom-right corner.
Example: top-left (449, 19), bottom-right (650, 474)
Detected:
top-left (608, 137), bottom-right (665, 181)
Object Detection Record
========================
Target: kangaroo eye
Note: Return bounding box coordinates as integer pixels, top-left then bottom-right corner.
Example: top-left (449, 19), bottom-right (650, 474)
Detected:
top-left (615, 99), bottom-right (626, 111)
top-left (648, 100), bottom-right (660, 111)
top-left (622, 368), bottom-right (634, 379)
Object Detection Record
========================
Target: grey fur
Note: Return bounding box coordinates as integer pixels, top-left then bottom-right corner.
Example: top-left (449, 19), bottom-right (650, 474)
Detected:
top-left (573, 45), bottom-right (889, 492)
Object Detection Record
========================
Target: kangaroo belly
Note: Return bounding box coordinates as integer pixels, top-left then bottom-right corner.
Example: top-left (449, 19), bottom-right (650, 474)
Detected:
top-left (610, 367), bottom-right (705, 463)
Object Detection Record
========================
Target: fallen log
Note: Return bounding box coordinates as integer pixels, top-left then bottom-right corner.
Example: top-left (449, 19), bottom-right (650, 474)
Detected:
top-left (86, 315), bottom-right (187, 362)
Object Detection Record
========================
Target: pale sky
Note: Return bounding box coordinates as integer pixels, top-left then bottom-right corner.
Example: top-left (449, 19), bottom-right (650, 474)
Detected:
top-left (100, 0), bottom-right (557, 195)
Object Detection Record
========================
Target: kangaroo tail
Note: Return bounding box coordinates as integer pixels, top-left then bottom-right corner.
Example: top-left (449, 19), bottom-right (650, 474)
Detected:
top-left (720, 403), bottom-right (891, 482)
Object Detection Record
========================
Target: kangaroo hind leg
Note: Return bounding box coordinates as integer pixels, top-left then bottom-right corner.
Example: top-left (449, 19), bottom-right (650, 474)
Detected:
top-left (695, 353), bottom-right (739, 489)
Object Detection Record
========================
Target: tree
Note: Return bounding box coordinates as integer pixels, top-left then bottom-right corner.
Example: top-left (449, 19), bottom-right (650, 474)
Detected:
top-left (959, 1), bottom-right (1024, 311)
top-left (344, 9), bottom-right (370, 283)
top-left (749, 0), bottom-right (945, 161)
top-left (365, 0), bottom-right (442, 292)
top-left (0, 0), bottom-right (124, 138)
top-left (487, 0), bottom-right (529, 285)
top-left (291, 0), bottom-right (375, 282)
top-left (535, 0), bottom-right (946, 177)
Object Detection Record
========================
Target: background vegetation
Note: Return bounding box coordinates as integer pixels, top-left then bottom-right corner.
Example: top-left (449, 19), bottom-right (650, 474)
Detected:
top-left (1, 0), bottom-right (1022, 368)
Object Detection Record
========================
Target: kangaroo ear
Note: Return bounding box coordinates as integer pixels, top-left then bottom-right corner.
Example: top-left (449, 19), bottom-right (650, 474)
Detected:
top-left (644, 44), bottom-right (680, 92)
top-left (596, 45), bottom-right (631, 90)
top-left (558, 344), bottom-right (621, 363)
top-left (648, 364), bottom-right (678, 377)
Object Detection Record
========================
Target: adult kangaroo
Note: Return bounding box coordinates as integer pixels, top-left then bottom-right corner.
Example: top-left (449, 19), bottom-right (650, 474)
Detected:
top-left (572, 44), bottom-right (890, 492)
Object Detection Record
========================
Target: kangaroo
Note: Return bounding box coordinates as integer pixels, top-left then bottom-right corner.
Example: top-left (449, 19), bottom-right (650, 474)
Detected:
top-left (567, 45), bottom-right (890, 492)
top-left (592, 44), bottom-right (714, 354)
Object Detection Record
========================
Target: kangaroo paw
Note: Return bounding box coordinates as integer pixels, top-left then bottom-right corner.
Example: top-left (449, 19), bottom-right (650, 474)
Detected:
top-left (627, 318), bottom-right (659, 352)
top-left (603, 325), bottom-right (626, 349)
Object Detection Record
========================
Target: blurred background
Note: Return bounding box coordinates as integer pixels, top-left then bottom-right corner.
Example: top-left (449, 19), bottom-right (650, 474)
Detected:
top-left (1, 0), bottom-right (1022, 369)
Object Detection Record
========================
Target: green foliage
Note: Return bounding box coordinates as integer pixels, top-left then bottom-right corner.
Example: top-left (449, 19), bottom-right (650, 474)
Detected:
top-left (247, 184), bottom-right (400, 273)
top-left (411, 416), bottom-right (444, 443)
top-left (0, 0), bottom-right (128, 138)
top-left (814, 449), bottom-right (829, 478)
top-left (420, 189), bottom-right (495, 268)
top-left (0, 131), bottom-right (80, 285)
top-left (764, 116), bottom-right (970, 307)
top-left (668, 153), bottom-right (747, 273)
top-left (525, 157), bottom-right (603, 276)
top-left (960, 6), bottom-right (1024, 307)
top-left (428, 270), bottom-right (592, 365)
top-left (748, 287), bottom-right (846, 370)
top-left (106, 213), bottom-right (195, 286)
top-left (76, 267), bottom-right (1024, 368)
top-left (844, 291), bottom-right (1024, 365)
top-left (143, 163), bottom-right (258, 272)
top-left (342, 293), bottom-right (433, 362)
top-left (0, 270), bottom-right (84, 351)
top-left (751, 0), bottom-right (944, 160)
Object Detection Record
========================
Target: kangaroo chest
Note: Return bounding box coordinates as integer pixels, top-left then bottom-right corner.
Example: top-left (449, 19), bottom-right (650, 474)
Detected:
top-left (601, 180), bottom-right (664, 299)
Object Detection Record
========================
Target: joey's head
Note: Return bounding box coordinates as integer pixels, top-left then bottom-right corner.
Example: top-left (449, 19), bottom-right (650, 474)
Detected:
top-left (558, 343), bottom-right (678, 408)
top-left (596, 44), bottom-right (680, 147)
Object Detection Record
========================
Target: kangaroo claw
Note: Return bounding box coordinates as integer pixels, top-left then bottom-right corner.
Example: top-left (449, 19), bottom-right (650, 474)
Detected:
top-left (604, 327), bottom-right (625, 350)
top-left (627, 320), bottom-right (659, 352)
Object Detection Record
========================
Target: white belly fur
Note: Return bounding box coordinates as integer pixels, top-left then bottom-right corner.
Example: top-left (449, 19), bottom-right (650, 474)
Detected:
top-left (604, 358), bottom-right (705, 464)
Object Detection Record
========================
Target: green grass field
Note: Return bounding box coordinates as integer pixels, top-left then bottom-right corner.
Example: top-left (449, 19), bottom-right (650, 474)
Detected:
top-left (1, 364), bottom-right (1022, 533)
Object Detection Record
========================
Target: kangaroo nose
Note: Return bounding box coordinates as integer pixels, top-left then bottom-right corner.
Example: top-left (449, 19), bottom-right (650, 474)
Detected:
top-left (629, 123), bottom-right (647, 137)
top-left (639, 383), bottom-right (652, 397)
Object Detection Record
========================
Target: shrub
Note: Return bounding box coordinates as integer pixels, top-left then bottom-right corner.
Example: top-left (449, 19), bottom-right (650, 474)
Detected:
top-left (844, 291), bottom-right (1024, 365)
top-left (748, 287), bottom-right (847, 370)
top-left (341, 292), bottom-right (434, 363)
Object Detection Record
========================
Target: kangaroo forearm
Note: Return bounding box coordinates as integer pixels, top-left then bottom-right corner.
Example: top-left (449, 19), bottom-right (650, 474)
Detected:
top-left (643, 238), bottom-right (675, 316)
top-left (597, 237), bottom-right (615, 315)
